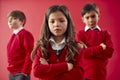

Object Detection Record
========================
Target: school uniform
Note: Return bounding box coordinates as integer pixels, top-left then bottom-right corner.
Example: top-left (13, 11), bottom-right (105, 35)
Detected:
top-left (77, 26), bottom-right (114, 80)
top-left (33, 37), bottom-right (84, 80)
top-left (7, 26), bottom-right (34, 80)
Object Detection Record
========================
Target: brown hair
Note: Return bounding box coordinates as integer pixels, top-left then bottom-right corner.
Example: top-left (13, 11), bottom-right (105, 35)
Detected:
top-left (7, 10), bottom-right (26, 26)
top-left (31, 5), bottom-right (79, 62)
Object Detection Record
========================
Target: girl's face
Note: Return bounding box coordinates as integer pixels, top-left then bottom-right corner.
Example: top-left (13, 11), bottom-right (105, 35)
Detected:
top-left (48, 11), bottom-right (68, 38)
top-left (8, 16), bottom-right (23, 29)
top-left (82, 10), bottom-right (99, 28)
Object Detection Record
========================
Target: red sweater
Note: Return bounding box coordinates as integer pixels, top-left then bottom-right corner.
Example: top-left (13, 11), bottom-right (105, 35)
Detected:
top-left (77, 29), bottom-right (114, 80)
top-left (7, 29), bottom-right (34, 74)
top-left (33, 45), bottom-right (84, 80)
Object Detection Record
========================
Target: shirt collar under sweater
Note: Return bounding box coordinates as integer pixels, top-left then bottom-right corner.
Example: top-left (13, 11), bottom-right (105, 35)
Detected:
top-left (13, 26), bottom-right (23, 34)
top-left (84, 25), bottom-right (101, 32)
top-left (49, 37), bottom-right (66, 51)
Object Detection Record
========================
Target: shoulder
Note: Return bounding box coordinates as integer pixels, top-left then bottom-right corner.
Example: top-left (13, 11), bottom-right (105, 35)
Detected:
top-left (74, 43), bottom-right (84, 58)
top-left (76, 30), bottom-right (86, 41)
top-left (19, 29), bottom-right (34, 38)
top-left (32, 46), bottom-right (42, 61)
top-left (101, 29), bottom-right (111, 36)
top-left (35, 46), bottom-right (43, 57)
top-left (77, 30), bottom-right (85, 34)
top-left (22, 29), bottom-right (33, 35)
top-left (35, 41), bottom-right (43, 55)
top-left (76, 30), bottom-right (85, 38)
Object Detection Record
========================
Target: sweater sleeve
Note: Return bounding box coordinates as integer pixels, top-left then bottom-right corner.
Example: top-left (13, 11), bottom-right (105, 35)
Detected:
top-left (77, 31), bottom-right (102, 58)
top-left (83, 31), bottom-right (114, 59)
top-left (76, 30), bottom-right (84, 42)
top-left (97, 31), bottom-right (114, 59)
top-left (56, 52), bottom-right (84, 80)
top-left (21, 31), bottom-right (34, 74)
top-left (33, 48), bottom-right (68, 79)
top-left (83, 45), bottom-right (103, 58)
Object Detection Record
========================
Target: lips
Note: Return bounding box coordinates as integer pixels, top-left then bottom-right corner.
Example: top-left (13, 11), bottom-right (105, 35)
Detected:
top-left (54, 29), bottom-right (61, 32)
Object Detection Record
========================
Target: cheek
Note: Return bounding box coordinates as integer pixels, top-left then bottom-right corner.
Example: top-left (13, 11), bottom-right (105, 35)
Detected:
top-left (11, 20), bottom-right (17, 25)
top-left (82, 17), bottom-right (87, 23)
top-left (97, 17), bottom-right (99, 21)
top-left (8, 22), bottom-right (10, 25)
top-left (82, 18), bottom-right (86, 23)
top-left (14, 19), bottom-right (22, 24)
top-left (83, 20), bottom-right (87, 24)
top-left (48, 26), bottom-right (53, 33)
top-left (94, 18), bottom-right (99, 23)
top-left (63, 25), bottom-right (68, 33)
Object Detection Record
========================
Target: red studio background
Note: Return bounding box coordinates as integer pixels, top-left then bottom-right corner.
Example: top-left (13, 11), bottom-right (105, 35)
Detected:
top-left (0, 0), bottom-right (120, 80)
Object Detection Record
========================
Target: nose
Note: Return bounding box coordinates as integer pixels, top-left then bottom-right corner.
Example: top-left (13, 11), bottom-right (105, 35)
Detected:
top-left (89, 17), bottom-right (93, 22)
top-left (54, 21), bottom-right (60, 27)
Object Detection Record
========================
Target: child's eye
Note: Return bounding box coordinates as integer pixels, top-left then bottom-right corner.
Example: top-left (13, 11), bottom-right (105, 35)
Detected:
top-left (86, 17), bottom-right (89, 19)
top-left (13, 17), bottom-right (17, 20)
top-left (50, 20), bottom-right (54, 23)
top-left (60, 20), bottom-right (65, 23)
top-left (91, 15), bottom-right (96, 18)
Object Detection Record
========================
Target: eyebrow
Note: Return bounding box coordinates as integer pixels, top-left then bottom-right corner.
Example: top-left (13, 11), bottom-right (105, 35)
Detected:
top-left (49, 17), bottom-right (66, 20)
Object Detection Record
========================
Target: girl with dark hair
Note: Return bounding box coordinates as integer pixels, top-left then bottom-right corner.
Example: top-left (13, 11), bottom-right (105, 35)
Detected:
top-left (31, 5), bottom-right (84, 80)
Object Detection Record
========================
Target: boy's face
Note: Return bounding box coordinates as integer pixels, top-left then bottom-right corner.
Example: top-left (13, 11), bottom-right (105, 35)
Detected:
top-left (8, 16), bottom-right (24, 29)
top-left (82, 10), bottom-right (99, 28)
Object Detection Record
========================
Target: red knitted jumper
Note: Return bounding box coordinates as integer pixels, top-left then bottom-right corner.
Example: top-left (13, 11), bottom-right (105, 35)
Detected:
top-left (77, 29), bottom-right (114, 80)
top-left (7, 29), bottom-right (34, 74)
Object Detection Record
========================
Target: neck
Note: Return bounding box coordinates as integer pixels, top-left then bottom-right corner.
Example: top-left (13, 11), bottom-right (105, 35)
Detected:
top-left (53, 36), bottom-right (65, 43)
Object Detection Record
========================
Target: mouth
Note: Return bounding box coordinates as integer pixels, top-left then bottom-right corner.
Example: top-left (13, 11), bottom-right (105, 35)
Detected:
top-left (89, 22), bottom-right (95, 26)
top-left (54, 29), bottom-right (61, 32)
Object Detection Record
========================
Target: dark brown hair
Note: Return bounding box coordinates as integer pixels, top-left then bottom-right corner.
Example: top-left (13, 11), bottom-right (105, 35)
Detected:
top-left (81, 3), bottom-right (99, 16)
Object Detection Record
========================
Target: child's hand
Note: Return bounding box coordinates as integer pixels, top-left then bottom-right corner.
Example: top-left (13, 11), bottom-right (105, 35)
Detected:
top-left (39, 57), bottom-right (48, 65)
top-left (67, 63), bottom-right (73, 71)
top-left (78, 42), bottom-right (87, 48)
top-left (100, 43), bottom-right (106, 50)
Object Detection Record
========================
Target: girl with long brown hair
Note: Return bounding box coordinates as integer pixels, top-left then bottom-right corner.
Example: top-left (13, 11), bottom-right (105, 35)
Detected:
top-left (31, 5), bottom-right (84, 80)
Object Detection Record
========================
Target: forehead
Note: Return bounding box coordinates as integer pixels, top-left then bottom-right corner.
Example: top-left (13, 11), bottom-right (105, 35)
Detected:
top-left (83, 10), bottom-right (98, 17)
top-left (8, 16), bottom-right (20, 21)
top-left (8, 16), bottom-right (18, 19)
top-left (49, 11), bottom-right (66, 19)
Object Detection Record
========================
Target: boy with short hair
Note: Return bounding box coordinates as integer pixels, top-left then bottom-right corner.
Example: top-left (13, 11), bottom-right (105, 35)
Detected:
top-left (7, 10), bottom-right (34, 80)
top-left (77, 3), bottom-right (114, 80)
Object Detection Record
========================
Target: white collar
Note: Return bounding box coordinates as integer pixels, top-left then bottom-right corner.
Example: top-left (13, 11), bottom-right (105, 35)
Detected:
top-left (84, 25), bottom-right (101, 32)
top-left (13, 26), bottom-right (23, 34)
top-left (49, 37), bottom-right (66, 45)
top-left (49, 36), bottom-right (66, 50)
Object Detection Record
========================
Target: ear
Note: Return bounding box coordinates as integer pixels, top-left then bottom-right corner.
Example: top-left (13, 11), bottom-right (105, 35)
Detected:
top-left (21, 20), bottom-right (25, 26)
